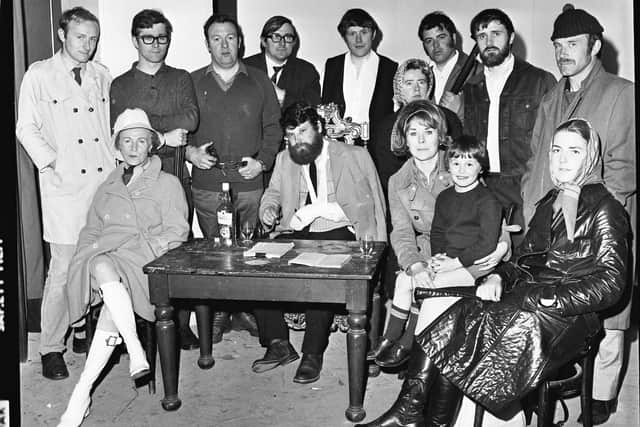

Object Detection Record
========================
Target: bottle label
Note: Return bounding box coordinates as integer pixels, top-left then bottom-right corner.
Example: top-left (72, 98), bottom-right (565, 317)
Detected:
top-left (217, 210), bottom-right (233, 241)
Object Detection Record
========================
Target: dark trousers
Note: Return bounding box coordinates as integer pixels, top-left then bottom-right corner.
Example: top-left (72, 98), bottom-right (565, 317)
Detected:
top-left (253, 226), bottom-right (355, 354)
top-left (484, 174), bottom-right (526, 248)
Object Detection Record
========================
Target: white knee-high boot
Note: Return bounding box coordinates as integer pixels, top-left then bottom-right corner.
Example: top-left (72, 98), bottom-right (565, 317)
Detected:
top-left (57, 330), bottom-right (121, 427)
top-left (99, 281), bottom-right (150, 379)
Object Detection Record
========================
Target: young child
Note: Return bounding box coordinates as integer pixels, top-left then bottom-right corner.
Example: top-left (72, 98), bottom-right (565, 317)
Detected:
top-left (373, 135), bottom-right (503, 367)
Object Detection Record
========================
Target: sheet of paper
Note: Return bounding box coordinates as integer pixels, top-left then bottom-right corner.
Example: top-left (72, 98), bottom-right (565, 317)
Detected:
top-left (288, 252), bottom-right (352, 268)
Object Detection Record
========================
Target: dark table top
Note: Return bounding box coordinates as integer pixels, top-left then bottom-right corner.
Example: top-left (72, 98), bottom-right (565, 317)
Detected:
top-left (143, 238), bottom-right (387, 280)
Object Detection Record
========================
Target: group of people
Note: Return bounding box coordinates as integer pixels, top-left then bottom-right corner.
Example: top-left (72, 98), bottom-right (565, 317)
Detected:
top-left (15, 3), bottom-right (634, 427)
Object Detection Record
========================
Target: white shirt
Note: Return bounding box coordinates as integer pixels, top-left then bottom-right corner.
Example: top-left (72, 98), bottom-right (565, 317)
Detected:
top-left (265, 54), bottom-right (287, 85)
top-left (342, 51), bottom-right (379, 125)
top-left (484, 53), bottom-right (515, 173)
top-left (429, 50), bottom-right (459, 104)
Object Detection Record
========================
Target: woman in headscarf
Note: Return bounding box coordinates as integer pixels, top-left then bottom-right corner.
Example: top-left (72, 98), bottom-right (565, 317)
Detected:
top-left (358, 118), bottom-right (630, 427)
top-left (58, 109), bottom-right (189, 427)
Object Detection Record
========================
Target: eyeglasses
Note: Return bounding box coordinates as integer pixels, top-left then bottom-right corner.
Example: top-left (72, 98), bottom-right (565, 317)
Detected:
top-left (267, 33), bottom-right (296, 43)
top-left (138, 35), bottom-right (170, 45)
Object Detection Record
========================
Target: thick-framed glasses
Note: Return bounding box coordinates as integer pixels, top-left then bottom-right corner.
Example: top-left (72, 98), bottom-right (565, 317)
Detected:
top-left (267, 33), bottom-right (296, 43)
top-left (138, 35), bottom-right (170, 45)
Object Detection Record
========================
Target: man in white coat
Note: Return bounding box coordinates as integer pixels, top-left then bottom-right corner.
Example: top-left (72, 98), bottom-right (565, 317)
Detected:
top-left (16, 7), bottom-right (114, 380)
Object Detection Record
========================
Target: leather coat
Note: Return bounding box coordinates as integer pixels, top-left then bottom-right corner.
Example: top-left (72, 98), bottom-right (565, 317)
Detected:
top-left (417, 183), bottom-right (629, 414)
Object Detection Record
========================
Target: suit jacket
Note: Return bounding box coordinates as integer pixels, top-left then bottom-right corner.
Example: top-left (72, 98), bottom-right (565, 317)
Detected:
top-left (260, 139), bottom-right (387, 241)
top-left (244, 53), bottom-right (321, 111)
top-left (321, 52), bottom-right (397, 152)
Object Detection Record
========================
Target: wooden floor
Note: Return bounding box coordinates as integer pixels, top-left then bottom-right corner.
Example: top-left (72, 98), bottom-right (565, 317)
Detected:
top-left (20, 321), bottom-right (639, 426)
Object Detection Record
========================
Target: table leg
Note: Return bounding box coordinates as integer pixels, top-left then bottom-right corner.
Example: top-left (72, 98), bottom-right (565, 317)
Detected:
top-left (195, 303), bottom-right (214, 369)
top-left (155, 304), bottom-right (181, 411)
top-left (345, 310), bottom-right (367, 422)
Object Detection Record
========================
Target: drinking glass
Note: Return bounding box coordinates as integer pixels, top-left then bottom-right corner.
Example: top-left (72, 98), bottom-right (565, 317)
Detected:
top-left (359, 234), bottom-right (374, 258)
top-left (240, 221), bottom-right (255, 247)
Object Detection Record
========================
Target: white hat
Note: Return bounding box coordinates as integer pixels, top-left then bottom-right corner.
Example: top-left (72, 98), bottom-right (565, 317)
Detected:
top-left (112, 108), bottom-right (160, 145)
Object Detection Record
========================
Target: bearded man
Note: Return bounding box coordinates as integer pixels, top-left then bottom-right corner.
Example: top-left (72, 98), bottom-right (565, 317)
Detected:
top-left (462, 8), bottom-right (555, 246)
top-left (251, 102), bottom-right (386, 384)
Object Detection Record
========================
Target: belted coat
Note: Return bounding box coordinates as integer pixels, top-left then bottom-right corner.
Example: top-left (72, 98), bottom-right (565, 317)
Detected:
top-left (417, 184), bottom-right (630, 414)
top-left (66, 156), bottom-right (189, 323)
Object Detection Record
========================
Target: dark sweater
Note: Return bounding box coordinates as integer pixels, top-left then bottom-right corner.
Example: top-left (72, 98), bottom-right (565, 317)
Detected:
top-left (430, 183), bottom-right (502, 266)
top-left (110, 63), bottom-right (199, 176)
top-left (190, 62), bottom-right (282, 192)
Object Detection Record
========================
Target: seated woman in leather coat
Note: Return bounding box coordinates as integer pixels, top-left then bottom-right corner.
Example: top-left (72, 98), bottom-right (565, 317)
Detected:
top-left (357, 118), bottom-right (630, 427)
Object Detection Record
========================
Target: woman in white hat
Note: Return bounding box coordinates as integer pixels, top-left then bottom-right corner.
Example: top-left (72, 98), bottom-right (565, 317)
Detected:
top-left (58, 108), bottom-right (189, 426)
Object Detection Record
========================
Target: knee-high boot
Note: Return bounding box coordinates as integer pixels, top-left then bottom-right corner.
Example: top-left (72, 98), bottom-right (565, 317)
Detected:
top-left (356, 343), bottom-right (436, 427)
top-left (57, 330), bottom-right (121, 427)
top-left (424, 374), bottom-right (462, 427)
top-left (99, 281), bottom-right (149, 378)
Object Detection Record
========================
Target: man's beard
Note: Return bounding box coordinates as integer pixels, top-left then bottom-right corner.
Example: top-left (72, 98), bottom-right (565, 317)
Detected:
top-left (480, 43), bottom-right (510, 67)
top-left (288, 133), bottom-right (324, 165)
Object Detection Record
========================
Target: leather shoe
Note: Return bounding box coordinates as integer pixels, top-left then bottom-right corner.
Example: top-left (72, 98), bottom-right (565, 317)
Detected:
top-left (72, 331), bottom-right (87, 354)
top-left (577, 398), bottom-right (617, 425)
top-left (41, 352), bottom-right (69, 380)
top-left (293, 353), bottom-right (323, 384)
top-left (252, 339), bottom-right (299, 373)
top-left (212, 311), bottom-right (231, 344)
top-left (231, 312), bottom-right (259, 337)
top-left (178, 326), bottom-right (200, 350)
top-left (375, 341), bottom-right (411, 367)
top-left (367, 337), bottom-right (395, 361)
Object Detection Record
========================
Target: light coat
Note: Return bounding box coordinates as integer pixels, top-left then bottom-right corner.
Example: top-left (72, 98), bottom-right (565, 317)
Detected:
top-left (521, 59), bottom-right (636, 329)
top-left (16, 51), bottom-right (115, 244)
top-left (260, 139), bottom-right (387, 241)
top-left (66, 156), bottom-right (189, 323)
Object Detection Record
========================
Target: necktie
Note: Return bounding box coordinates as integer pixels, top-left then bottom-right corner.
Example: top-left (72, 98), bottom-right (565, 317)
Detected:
top-left (271, 65), bottom-right (284, 83)
top-left (72, 67), bottom-right (82, 86)
top-left (122, 166), bottom-right (134, 185)
top-left (305, 161), bottom-right (317, 205)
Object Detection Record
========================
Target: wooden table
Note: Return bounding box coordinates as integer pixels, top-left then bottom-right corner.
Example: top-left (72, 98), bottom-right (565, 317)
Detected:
top-left (143, 238), bottom-right (386, 422)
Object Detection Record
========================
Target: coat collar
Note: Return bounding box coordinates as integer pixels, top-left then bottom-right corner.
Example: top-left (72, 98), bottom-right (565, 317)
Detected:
top-left (104, 155), bottom-right (162, 189)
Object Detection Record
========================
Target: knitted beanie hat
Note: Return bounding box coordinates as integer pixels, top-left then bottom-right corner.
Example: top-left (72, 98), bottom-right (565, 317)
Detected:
top-left (551, 3), bottom-right (603, 40)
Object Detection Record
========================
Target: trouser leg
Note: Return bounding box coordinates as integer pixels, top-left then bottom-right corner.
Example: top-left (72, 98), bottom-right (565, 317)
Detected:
top-left (593, 328), bottom-right (625, 400)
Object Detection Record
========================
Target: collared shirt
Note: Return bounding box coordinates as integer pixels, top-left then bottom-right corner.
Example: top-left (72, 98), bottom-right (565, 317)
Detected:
top-left (205, 61), bottom-right (247, 92)
top-left (300, 139), bottom-right (351, 232)
top-left (265, 54), bottom-right (288, 85)
top-left (60, 52), bottom-right (86, 85)
top-left (429, 50), bottom-right (459, 104)
top-left (484, 53), bottom-right (515, 173)
top-left (343, 50), bottom-right (379, 125)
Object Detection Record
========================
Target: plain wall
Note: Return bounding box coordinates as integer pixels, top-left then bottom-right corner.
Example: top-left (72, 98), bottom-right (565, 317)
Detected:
top-left (238, 0), bottom-right (634, 82)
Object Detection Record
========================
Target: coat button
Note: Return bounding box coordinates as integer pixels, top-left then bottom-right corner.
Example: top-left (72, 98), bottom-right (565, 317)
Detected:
top-left (73, 107), bottom-right (78, 113)
top-left (414, 215), bottom-right (420, 220)
top-left (78, 139), bottom-right (83, 144)
top-left (94, 137), bottom-right (99, 142)
top-left (97, 167), bottom-right (103, 172)
top-left (92, 243), bottom-right (98, 249)
top-left (125, 214), bottom-right (131, 219)
top-left (88, 107), bottom-right (94, 112)
top-left (104, 214), bottom-right (110, 220)
top-left (53, 100), bottom-right (58, 104)
top-left (81, 169), bottom-right (86, 174)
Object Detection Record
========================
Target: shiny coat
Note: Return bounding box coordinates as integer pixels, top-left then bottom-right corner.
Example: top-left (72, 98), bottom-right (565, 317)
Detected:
top-left (417, 183), bottom-right (629, 414)
top-left (16, 51), bottom-right (115, 244)
top-left (66, 156), bottom-right (189, 323)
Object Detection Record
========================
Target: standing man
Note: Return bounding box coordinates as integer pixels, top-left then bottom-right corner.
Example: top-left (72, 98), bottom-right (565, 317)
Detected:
top-left (16, 7), bottom-right (114, 380)
top-left (522, 6), bottom-right (635, 424)
top-left (418, 11), bottom-right (482, 119)
top-left (322, 8), bottom-right (397, 150)
top-left (462, 8), bottom-right (556, 245)
top-left (244, 15), bottom-right (321, 112)
top-left (252, 102), bottom-right (386, 384)
top-left (188, 14), bottom-right (282, 342)
top-left (110, 9), bottom-right (200, 351)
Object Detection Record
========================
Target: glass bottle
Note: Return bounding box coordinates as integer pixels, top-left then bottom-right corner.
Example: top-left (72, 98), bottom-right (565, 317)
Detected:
top-left (216, 182), bottom-right (235, 247)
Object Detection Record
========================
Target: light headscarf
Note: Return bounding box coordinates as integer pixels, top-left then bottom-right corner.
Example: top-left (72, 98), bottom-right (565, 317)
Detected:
top-left (392, 58), bottom-right (435, 112)
top-left (549, 118), bottom-right (603, 241)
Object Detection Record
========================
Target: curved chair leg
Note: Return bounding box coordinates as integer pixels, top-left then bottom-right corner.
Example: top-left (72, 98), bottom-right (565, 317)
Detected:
top-left (581, 348), bottom-right (595, 427)
top-left (145, 320), bottom-right (157, 394)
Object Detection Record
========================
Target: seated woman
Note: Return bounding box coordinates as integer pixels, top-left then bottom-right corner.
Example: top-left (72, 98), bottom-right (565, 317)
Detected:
top-left (58, 108), bottom-right (189, 427)
top-left (357, 118), bottom-right (630, 427)
top-left (370, 100), bottom-right (508, 368)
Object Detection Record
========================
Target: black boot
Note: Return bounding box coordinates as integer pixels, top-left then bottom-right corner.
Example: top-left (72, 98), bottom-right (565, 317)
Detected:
top-left (424, 374), bottom-right (462, 427)
top-left (212, 311), bottom-right (231, 344)
top-left (356, 344), bottom-right (436, 427)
